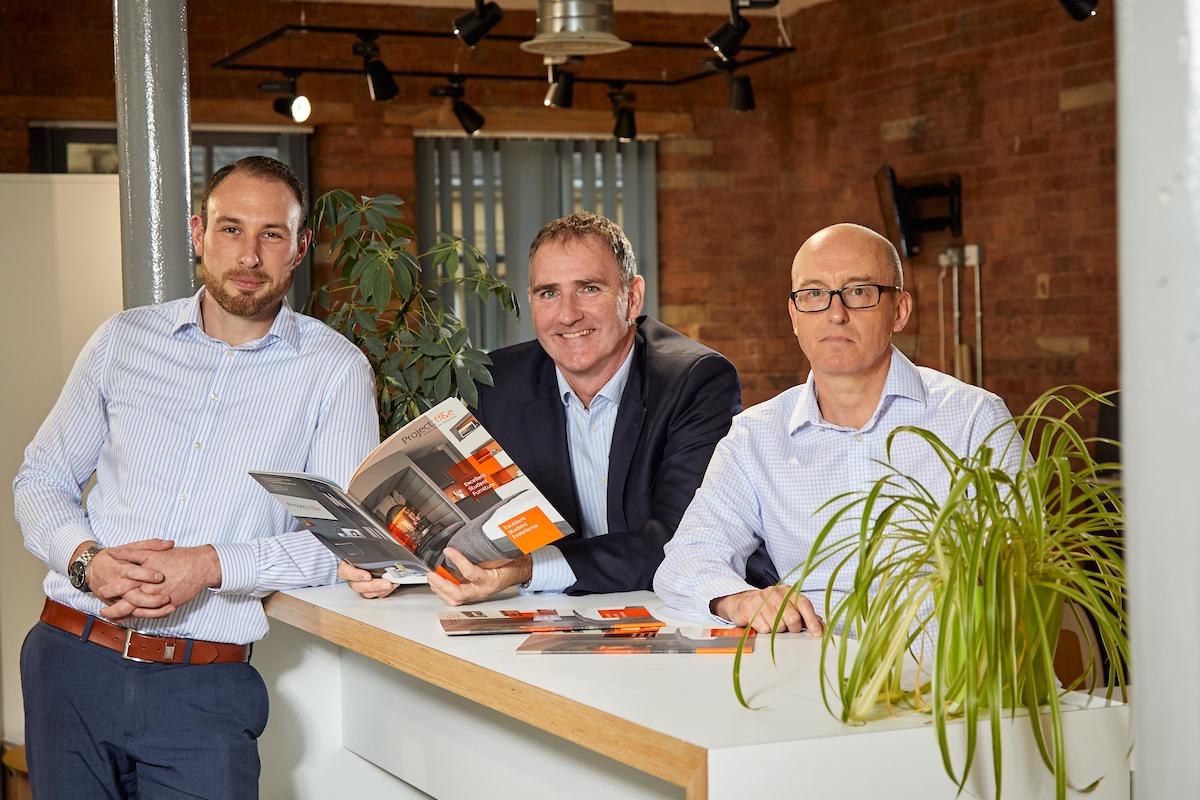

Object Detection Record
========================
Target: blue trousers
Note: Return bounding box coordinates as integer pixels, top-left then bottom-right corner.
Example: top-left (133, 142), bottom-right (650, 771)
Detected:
top-left (21, 621), bottom-right (269, 799)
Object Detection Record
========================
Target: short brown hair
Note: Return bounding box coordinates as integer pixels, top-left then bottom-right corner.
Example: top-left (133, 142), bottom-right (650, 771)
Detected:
top-left (200, 155), bottom-right (307, 231)
top-left (528, 211), bottom-right (638, 286)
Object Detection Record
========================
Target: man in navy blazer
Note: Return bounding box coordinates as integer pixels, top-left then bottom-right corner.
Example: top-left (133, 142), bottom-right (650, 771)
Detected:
top-left (343, 212), bottom-right (769, 601)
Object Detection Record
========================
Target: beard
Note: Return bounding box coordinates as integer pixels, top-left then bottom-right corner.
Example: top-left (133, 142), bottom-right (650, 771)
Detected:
top-left (200, 262), bottom-right (293, 318)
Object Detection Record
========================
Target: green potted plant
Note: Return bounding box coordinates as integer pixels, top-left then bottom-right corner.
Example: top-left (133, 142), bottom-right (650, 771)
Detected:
top-left (308, 189), bottom-right (518, 434)
top-left (736, 387), bottom-right (1128, 800)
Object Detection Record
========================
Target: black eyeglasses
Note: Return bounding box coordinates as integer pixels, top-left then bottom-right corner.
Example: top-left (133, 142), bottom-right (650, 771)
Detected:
top-left (789, 284), bottom-right (900, 313)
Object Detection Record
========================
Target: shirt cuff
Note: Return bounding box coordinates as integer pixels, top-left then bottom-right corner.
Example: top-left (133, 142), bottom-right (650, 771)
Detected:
top-left (210, 542), bottom-right (258, 595)
top-left (524, 546), bottom-right (576, 593)
top-left (697, 576), bottom-right (759, 623)
top-left (49, 523), bottom-right (97, 576)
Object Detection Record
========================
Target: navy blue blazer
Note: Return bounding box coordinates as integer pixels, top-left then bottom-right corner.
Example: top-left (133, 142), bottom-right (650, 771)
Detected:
top-left (473, 317), bottom-right (744, 595)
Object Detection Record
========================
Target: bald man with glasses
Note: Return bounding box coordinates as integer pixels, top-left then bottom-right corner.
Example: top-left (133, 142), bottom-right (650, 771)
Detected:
top-left (654, 223), bottom-right (1016, 633)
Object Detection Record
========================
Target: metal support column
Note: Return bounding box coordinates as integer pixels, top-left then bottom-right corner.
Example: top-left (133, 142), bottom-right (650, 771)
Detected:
top-left (113, 0), bottom-right (194, 308)
top-left (1118, 0), bottom-right (1200, 796)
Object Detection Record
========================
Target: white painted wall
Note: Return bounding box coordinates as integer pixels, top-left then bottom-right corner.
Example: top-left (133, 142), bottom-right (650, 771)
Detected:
top-left (0, 174), bottom-right (124, 743)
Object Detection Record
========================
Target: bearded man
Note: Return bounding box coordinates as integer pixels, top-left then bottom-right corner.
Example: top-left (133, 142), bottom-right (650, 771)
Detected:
top-left (13, 155), bottom-right (379, 798)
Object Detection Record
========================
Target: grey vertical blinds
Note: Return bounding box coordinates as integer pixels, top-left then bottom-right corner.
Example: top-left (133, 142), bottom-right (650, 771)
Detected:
top-left (415, 136), bottom-right (658, 351)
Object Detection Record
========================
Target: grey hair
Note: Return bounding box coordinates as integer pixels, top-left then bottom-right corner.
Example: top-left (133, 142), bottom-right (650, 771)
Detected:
top-left (528, 211), bottom-right (639, 287)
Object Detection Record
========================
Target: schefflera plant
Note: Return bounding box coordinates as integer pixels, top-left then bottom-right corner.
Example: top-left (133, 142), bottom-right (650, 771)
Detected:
top-left (309, 189), bottom-right (518, 435)
top-left (735, 387), bottom-right (1128, 800)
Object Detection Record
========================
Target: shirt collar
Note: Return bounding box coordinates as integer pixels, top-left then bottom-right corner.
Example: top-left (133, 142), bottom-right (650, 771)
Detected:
top-left (556, 343), bottom-right (636, 409)
top-left (172, 287), bottom-right (301, 353)
top-left (788, 345), bottom-right (927, 434)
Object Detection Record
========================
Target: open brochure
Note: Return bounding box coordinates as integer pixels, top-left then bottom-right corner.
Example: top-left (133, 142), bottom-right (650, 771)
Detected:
top-left (250, 398), bottom-right (573, 583)
top-left (439, 606), bottom-right (664, 636)
top-left (515, 627), bottom-right (756, 655)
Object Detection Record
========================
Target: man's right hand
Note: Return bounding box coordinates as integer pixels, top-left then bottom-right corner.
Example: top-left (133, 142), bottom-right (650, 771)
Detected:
top-left (711, 586), bottom-right (825, 636)
top-left (338, 560), bottom-right (399, 599)
top-left (80, 538), bottom-right (175, 613)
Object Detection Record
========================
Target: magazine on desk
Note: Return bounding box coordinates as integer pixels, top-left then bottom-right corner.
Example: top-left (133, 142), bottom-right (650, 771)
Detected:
top-left (250, 398), bottom-right (574, 584)
top-left (515, 627), bottom-right (756, 655)
top-left (438, 606), bottom-right (664, 636)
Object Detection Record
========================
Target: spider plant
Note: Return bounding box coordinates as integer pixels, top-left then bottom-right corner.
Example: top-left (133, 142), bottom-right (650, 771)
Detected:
top-left (736, 386), bottom-right (1128, 799)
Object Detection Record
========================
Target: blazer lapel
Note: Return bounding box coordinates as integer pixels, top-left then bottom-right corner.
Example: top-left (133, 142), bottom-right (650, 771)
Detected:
top-left (606, 331), bottom-right (647, 533)
top-left (519, 356), bottom-right (582, 536)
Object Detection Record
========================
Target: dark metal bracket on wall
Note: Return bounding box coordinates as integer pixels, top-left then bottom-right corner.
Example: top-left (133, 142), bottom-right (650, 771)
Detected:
top-left (212, 23), bottom-right (794, 87)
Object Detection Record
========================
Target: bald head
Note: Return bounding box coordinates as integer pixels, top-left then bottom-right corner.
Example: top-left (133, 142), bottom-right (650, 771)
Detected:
top-left (791, 223), bottom-right (903, 291)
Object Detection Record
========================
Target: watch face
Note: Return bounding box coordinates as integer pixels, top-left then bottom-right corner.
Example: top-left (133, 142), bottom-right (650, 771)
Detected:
top-left (69, 560), bottom-right (87, 590)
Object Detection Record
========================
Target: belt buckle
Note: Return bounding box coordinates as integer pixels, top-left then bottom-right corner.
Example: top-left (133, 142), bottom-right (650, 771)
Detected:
top-left (121, 628), bottom-right (173, 663)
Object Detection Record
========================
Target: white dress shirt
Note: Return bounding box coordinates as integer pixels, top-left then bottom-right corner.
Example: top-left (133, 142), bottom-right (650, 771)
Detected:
top-left (654, 347), bottom-right (1017, 622)
top-left (14, 289), bottom-right (379, 644)
top-left (525, 345), bottom-right (636, 592)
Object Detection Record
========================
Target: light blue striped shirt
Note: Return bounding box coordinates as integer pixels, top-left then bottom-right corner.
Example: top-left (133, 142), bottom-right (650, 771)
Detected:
top-left (525, 345), bottom-right (636, 592)
top-left (14, 289), bottom-right (379, 644)
top-left (654, 347), bottom-right (1016, 623)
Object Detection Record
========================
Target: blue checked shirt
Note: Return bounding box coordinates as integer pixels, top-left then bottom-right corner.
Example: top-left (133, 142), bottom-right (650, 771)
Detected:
top-left (14, 289), bottom-right (379, 644)
top-left (525, 346), bottom-right (636, 592)
top-left (654, 347), bottom-right (1016, 623)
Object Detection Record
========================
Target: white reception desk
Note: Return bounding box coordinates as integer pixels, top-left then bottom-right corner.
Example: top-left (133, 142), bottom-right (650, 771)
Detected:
top-left (256, 584), bottom-right (1129, 800)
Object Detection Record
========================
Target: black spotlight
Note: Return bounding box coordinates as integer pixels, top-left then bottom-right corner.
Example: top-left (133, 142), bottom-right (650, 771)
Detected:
top-left (544, 66), bottom-right (575, 109)
top-left (729, 73), bottom-right (755, 112)
top-left (608, 87), bottom-right (636, 142)
top-left (1059, 0), bottom-right (1099, 21)
top-left (705, 14), bottom-right (751, 62)
top-left (454, 1), bottom-right (504, 47)
top-left (453, 99), bottom-right (486, 135)
top-left (354, 36), bottom-right (398, 102)
top-left (433, 81), bottom-right (485, 135)
top-left (262, 75), bottom-right (311, 123)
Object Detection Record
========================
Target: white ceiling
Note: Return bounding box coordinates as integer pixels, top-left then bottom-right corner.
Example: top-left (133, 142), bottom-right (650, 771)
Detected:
top-left (288, 1), bottom-right (827, 16)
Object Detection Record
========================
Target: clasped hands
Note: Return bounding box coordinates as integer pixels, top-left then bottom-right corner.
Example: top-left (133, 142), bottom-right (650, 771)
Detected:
top-left (338, 547), bottom-right (532, 606)
top-left (78, 539), bottom-right (222, 622)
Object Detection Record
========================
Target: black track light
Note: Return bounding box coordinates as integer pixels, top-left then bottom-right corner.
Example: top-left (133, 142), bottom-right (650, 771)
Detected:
top-left (729, 73), bottom-right (755, 112)
top-left (354, 36), bottom-right (398, 102)
top-left (365, 58), bottom-right (398, 102)
top-left (262, 74), bottom-right (311, 123)
top-left (544, 66), bottom-right (575, 109)
top-left (454, 1), bottom-right (504, 48)
top-left (433, 81), bottom-right (485, 135)
top-left (1058, 0), bottom-right (1099, 21)
top-left (705, 14), bottom-right (750, 62)
top-left (453, 99), bottom-right (486, 135)
top-left (608, 86), bottom-right (636, 142)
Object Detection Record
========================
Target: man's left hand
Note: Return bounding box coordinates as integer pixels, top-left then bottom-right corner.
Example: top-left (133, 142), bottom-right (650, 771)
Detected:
top-left (426, 547), bottom-right (532, 607)
top-left (100, 545), bottom-right (222, 620)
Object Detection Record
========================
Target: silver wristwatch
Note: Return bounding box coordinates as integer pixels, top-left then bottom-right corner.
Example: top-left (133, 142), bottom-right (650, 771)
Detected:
top-left (68, 544), bottom-right (104, 593)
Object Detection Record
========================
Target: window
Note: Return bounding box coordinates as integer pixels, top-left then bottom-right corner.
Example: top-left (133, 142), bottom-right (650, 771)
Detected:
top-left (29, 124), bottom-right (312, 304)
top-left (416, 136), bottom-right (658, 351)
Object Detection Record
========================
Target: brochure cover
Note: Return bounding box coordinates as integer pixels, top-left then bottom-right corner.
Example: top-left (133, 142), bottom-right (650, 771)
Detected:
top-left (251, 398), bottom-right (574, 583)
top-left (439, 606), bottom-right (664, 636)
top-left (515, 627), bottom-right (756, 655)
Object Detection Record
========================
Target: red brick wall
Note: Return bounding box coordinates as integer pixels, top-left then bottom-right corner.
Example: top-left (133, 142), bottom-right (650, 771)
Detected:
top-left (0, 0), bottom-right (1116, 413)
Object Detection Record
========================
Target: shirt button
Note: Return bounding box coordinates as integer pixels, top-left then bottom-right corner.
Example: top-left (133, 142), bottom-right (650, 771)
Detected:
top-left (854, 434), bottom-right (864, 443)
top-left (225, 350), bottom-right (235, 358)
top-left (209, 392), bottom-right (219, 402)
top-left (193, 441), bottom-right (203, 449)
top-left (591, 426), bottom-right (598, 433)
top-left (178, 492), bottom-right (189, 503)
top-left (599, 476), bottom-right (607, 486)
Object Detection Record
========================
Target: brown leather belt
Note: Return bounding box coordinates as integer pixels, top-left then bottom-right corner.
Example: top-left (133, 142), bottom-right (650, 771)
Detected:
top-left (40, 598), bottom-right (250, 665)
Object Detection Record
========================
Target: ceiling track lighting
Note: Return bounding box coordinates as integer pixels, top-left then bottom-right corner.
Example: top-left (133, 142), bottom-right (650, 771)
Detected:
top-left (454, 1), bottom-right (504, 48)
top-left (705, 0), bottom-right (778, 62)
top-left (354, 34), bottom-right (399, 102)
top-left (608, 85), bottom-right (636, 142)
top-left (432, 80), bottom-right (486, 135)
top-left (1058, 0), bottom-right (1099, 21)
top-left (543, 65), bottom-right (575, 109)
top-left (260, 72), bottom-right (311, 123)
